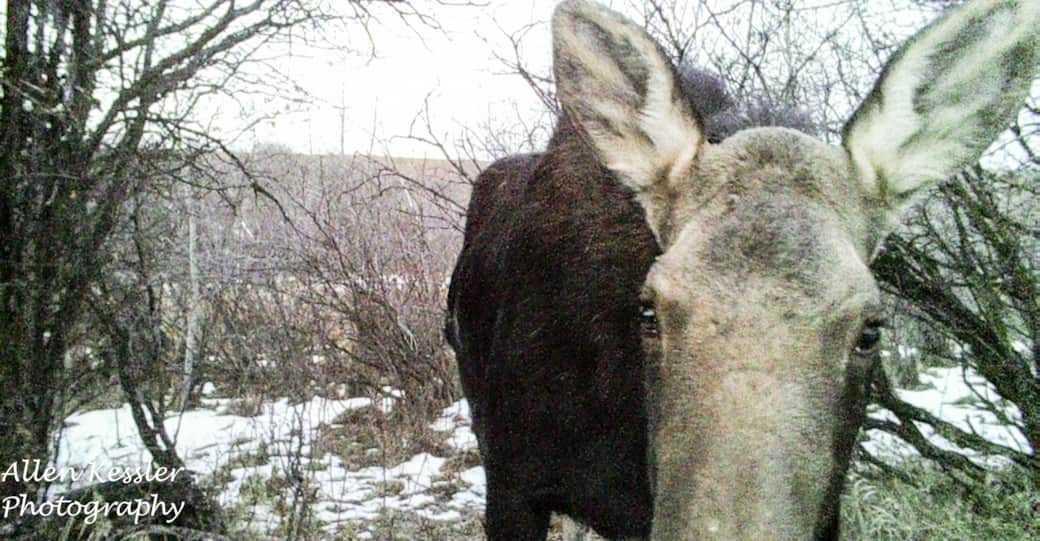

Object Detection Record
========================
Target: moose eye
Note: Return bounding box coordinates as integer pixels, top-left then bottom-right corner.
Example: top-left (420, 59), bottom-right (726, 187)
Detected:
top-left (854, 320), bottom-right (884, 355)
top-left (639, 302), bottom-right (659, 337)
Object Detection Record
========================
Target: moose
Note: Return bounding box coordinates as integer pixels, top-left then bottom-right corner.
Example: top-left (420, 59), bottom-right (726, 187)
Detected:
top-left (445, 0), bottom-right (1039, 539)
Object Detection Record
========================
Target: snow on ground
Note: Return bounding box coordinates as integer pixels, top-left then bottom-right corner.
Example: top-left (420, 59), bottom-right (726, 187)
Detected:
top-left (432, 399), bottom-right (480, 452)
top-left (862, 366), bottom-right (1032, 466)
top-left (53, 393), bottom-right (487, 537)
top-left (49, 364), bottom-right (1030, 536)
top-left (55, 396), bottom-right (372, 492)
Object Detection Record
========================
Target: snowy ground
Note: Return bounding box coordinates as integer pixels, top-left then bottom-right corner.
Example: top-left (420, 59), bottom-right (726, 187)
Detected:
top-left (863, 366), bottom-right (1032, 466)
top-left (52, 391), bottom-right (486, 538)
top-left (48, 365), bottom-right (1031, 539)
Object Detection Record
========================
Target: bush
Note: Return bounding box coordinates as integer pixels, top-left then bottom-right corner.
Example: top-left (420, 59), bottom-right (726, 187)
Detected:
top-left (842, 464), bottom-right (1040, 540)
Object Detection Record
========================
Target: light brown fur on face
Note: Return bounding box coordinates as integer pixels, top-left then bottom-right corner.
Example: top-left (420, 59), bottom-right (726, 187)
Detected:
top-left (664, 128), bottom-right (874, 256)
top-left (644, 128), bottom-right (882, 540)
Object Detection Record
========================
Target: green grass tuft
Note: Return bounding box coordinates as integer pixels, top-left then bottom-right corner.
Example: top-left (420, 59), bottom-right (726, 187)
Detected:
top-left (841, 463), bottom-right (1039, 540)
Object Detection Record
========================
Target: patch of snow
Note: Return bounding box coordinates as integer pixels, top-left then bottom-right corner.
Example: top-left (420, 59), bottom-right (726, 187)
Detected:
top-left (896, 344), bottom-right (919, 359)
top-left (381, 386), bottom-right (405, 399)
top-left (863, 366), bottom-right (1031, 467)
top-left (432, 400), bottom-right (479, 451)
top-left (459, 467), bottom-right (486, 494)
top-left (53, 390), bottom-right (485, 534)
top-left (53, 396), bottom-right (376, 497)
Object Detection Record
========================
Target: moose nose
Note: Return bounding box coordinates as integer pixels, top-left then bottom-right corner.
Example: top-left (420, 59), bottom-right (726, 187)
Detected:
top-left (666, 369), bottom-right (829, 541)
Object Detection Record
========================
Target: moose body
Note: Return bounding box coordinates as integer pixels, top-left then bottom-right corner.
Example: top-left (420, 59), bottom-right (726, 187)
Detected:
top-left (446, 1), bottom-right (1040, 539)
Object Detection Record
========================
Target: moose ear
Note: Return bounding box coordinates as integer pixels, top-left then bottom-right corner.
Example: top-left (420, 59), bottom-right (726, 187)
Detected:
top-left (843, 0), bottom-right (1039, 211)
top-left (552, 0), bottom-right (704, 243)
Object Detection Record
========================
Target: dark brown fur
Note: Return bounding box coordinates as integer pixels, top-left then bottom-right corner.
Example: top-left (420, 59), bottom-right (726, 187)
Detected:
top-left (447, 119), bottom-right (657, 539)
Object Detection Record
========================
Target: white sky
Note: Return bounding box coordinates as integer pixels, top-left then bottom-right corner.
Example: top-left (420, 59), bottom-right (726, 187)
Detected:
top-left (214, 1), bottom-right (560, 158)
top-left (211, 0), bottom-right (932, 159)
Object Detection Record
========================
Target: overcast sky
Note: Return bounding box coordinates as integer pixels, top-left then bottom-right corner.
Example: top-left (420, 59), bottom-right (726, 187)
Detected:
top-left (211, 0), bottom-right (936, 159)
top-left (203, 1), bottom-right (559, 158)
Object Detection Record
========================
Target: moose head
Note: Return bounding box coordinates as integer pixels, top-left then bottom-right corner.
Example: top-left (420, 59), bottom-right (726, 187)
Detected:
top-left (551, 0), bottom-right (1037, 538)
